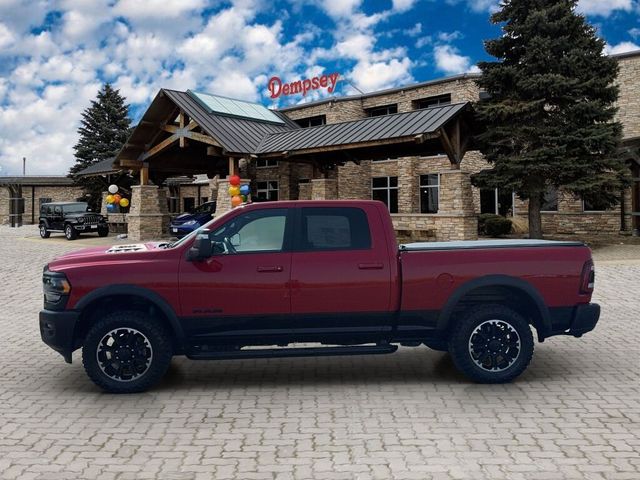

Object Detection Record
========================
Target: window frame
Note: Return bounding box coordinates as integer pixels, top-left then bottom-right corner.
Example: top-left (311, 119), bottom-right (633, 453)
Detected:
top-left (256, 158), bottom-right (278, 168)
top-left (582, 195), bottom-right (609, 213)
top-left (256, 180), bottom-right (279, 202)
top-left (294, 115), bottom-right (326, 128)
top-left (371, 176), bottom-right (399, 213)
top-left (541, 187), bottom-right (559, 213)
top-left (293, 206), bottom-right (372, 252)
top-left (365, 104), bottom-right (398, 117)
top-left (419, 174), bottom-right (440, 214)
top-left (413, 94), bottom-right (452, 110)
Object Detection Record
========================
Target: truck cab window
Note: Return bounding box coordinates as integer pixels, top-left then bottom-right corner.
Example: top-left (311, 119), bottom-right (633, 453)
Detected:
top-left (210, 208), bottom-right (288, 253)
top-left (298, 207), bottom-right (371, 251)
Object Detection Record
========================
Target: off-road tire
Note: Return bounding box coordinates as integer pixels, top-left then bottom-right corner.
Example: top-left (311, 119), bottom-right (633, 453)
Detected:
top-left (82, 311), bottom-right (172, 393)
top-left (448, 304), bottom-right (534, 384)
top-left (98, 226), bottom-right (109, 237)
top-left (64, 224), bottom-right (78, 240)
top-left (39, 223), bottom-right (50, 238)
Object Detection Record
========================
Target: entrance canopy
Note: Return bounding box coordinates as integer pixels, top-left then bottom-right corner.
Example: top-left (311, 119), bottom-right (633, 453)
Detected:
top-left (115, 88), bottom-right (475, 183)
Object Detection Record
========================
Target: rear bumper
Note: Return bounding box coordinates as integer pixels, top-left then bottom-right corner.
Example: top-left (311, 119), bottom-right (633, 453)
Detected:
top-left (548, 303), bottom-right (600, 339)
top-left (39, 309), bottom-right (80, 363)
top-left (569, 303), bottom-right (600, 337)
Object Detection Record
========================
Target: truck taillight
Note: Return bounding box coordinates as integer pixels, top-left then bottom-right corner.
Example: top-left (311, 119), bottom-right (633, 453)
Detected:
top-left (580, 260), bottom-right (595, 294)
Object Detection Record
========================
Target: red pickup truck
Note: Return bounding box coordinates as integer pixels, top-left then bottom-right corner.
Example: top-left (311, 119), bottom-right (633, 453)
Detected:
top-left (40, 200), bottom-right (600, 393)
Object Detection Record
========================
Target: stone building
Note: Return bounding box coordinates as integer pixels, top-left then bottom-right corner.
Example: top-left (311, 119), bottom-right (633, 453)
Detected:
top-left (0, 177), bottom-right (84, 226)
top-left (103, 50), bottom-right (640, 241)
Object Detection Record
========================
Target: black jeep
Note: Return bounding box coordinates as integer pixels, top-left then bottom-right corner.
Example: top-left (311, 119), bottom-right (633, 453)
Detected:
top-left (39, 202), bottom-right (108, 240)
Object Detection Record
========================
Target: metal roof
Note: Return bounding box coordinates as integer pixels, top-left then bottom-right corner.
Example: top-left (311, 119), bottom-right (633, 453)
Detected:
top-left (162, 89), bottom-right (297, 154)
top-left (75, 158), bottom-right (119, 177)
top-left (257, 102), bottom-right (470, 154)
top-left (0, 176), bottom-right (76, 186)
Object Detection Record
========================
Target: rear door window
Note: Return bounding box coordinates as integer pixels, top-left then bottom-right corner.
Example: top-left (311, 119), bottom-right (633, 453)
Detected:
top-left (297, 207), bottom-right (371, 251)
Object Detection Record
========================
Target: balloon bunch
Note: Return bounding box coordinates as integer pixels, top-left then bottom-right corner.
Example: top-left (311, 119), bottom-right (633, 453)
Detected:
top-left (105, 184), bottom-right (129, 212)
top-left (228, 175), bottom-right (250, 208)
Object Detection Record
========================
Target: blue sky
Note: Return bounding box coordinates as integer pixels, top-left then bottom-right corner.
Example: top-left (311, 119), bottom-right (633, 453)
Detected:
top-left (0, 0), bottom-right (638, 175)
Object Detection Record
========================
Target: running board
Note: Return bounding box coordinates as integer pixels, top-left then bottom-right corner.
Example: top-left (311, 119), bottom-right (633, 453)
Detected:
top-left (186, 344), bottom-right (398, 360)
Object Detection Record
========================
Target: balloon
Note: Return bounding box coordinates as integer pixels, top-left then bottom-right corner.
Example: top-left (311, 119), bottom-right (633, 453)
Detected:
top-left (239, 184), bottom-right (250, 195)
top-left (113, 194), bottom-right (122, 204)
top-left (108, 184), bottom-right (118, 194)
top-left (241, 194), bottom-right (248, 202)
top-left (106, 195), bottom-right (114, 204)
top-left (106, 203), bottom-right (115, 211)
top-left (229, 175), bottom-right (241, 186)
top-left (119, 198), bottom-right (129, 208)
top-left (228, 186), bottom-right (240, 196)
top-left (231, 195), bottom-right (243, 207)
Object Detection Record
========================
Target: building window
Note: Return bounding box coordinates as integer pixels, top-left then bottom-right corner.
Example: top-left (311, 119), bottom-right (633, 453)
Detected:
top-left (420, 174), bottom-right (440, 214)
top-left (413, 94), bottom-right (452, 110)
top-left (480, 189), bottom-right (514, 216)
top-left (372, 176), bottom-right (398, 213)
top-left (366, 104), bottom-right (398, 117)
top-left (39, 197), bottom-right (52, 207)
top-left (256, 181), bottom-right (279, 201)
top-left (183, 197), bottom-right (195, 213)
top-left (583, 192), bottom-right (608, 212)
top-left (256, 158), bottom-right (278, 168)
top-left (295, 115), bottom-right (326, 128)
top-left (168, 197), bottom-right (179, 213)
top-left (541, 187), bottom-right (558, 212)
top-left (200, 196), bottom-right (208, 204)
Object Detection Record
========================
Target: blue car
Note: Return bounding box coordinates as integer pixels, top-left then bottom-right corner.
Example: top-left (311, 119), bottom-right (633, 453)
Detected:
top-left (169, 201), bottom-right (217, 237)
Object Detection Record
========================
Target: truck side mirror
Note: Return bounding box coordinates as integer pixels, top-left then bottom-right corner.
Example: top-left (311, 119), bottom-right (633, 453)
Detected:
top-left (187, 231), bottom-right (212, 261)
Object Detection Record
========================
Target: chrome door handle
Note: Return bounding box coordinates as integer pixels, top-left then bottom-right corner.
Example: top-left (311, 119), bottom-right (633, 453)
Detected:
top-left (257, 266), bottom-right (284, 273)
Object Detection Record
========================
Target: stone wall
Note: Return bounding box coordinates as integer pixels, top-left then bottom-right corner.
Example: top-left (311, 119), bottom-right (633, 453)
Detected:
top-left (127, 185), bottom-right (170, 241)
top-left (0, 185), bottom-right (84, 225)
top-left (616, 53), bottom-right (640, 140)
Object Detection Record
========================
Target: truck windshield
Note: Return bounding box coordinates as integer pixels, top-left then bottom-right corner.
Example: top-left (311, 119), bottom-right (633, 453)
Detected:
top-left (62, 203), bottom-right (88, 214)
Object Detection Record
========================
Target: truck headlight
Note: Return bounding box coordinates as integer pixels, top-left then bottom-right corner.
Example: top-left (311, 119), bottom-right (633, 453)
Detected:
top-left (43, 268), bottom-right (71, 308)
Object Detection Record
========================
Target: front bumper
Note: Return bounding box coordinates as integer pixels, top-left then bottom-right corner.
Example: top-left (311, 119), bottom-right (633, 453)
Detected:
top-left (39, 309), bottom-right (80, 363)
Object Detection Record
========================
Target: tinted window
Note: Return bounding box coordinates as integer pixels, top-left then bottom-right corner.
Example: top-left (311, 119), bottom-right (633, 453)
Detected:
top-left (299, 207), bottom-right (371, 251)
top-left (210, 208), bottom-right (288, 253)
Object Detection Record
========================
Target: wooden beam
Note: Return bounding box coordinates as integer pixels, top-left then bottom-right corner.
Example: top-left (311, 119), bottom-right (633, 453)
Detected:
top-left (186, 120), bottom-right (198, 131)
top-left (140, 134), bottom-right (179, 161)
top-left (184, 131), bottom-right (223, 148)
top-left (179, 112), bottom-right (186, 148)
top-left (119, 159), bottom-right (144, 169)
top-left (439, 127), bottom-right (459, 165)
top-left (140, 163), bottom-right (149, 185)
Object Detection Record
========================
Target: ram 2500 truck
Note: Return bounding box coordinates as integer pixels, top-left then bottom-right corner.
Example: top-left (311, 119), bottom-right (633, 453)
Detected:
top-left (40, 200), bottom-right (600, 393)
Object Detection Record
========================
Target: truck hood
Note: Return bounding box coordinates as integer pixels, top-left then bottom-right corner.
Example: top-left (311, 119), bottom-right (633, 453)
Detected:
top-left (47, 242), bottom-right (172, 271)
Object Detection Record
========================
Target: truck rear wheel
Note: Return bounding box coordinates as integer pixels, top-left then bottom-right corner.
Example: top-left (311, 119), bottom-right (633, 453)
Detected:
top-left (448, 304), bottom-right (533, 384)
top-left (82, 311), bottom-right (172, 393)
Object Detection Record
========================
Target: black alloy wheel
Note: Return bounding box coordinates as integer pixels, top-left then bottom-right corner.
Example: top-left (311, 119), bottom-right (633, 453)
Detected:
top-left (82, 311), bottom-right (172, 393)
top-left (448, 304), bottom-right (534, 384)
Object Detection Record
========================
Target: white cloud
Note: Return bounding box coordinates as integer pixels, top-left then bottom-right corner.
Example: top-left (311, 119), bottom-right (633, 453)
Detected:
top-left (350, 57), bottom-right (412, 92)
top-left (577, 0), bottom-right (633, 17)
top-left (630, 28), bottom-right (640, 39)
top-left (392, 0), bottom-right (416, 13)
top-left (446, 0), bottom-right (500, 13)
top-left (434, 44), bottom-right (477, 74)
top-left (605, 41), bottom-right (640, 55)
top-left (318, 0), bottom-right (362, 18)
top-left (406, 22), bottom-right (422, 37)
top-left (114, 0), bottom-right (208, 20)
top-left (0, 22), bottom-right (15, 49)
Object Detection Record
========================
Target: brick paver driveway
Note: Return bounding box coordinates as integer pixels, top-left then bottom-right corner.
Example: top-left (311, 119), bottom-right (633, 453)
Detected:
top-left (1, 226), bottom-right (638, 480)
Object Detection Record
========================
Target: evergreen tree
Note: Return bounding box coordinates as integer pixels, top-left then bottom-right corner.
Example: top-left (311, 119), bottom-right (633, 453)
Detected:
top-left (69, 84), bottom-right (132, 209)
top-left (472, 0), bottom-right (627, 238)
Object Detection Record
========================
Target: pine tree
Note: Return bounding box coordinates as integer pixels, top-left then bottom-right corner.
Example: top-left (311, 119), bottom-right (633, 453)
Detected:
top-left (472, 0), bottom-right (627, 238)
top-left (69, 84), bottom-right (131, 209)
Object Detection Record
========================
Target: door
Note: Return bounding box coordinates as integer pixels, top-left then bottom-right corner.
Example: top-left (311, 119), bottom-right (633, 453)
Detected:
top-left (179, 207), bottom-right (293, 345)
top-left (289, 206), bottom-right (393, 342)
top-left (52, 205), bottom-right (64, 230)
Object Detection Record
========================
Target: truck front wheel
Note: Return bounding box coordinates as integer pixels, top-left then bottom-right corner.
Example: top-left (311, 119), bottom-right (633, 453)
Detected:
top-left (82, 311), bottom-right (172, 393)
top-left (448, 304), bottom-right (534, 384)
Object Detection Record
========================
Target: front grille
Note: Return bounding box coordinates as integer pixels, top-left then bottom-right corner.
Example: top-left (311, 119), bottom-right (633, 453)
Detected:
top-left (83, 214), bottom-right (102, 225)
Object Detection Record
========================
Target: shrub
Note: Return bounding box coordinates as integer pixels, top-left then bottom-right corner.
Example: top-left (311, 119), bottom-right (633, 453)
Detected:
top-left (484, 216), bottom-right (513, 237)
top-left (478, 214), bottom-right (502, 235)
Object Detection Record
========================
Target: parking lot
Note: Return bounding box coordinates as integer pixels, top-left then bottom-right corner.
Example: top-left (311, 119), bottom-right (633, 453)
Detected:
top-left (0, 225), bottom-right (639, 480)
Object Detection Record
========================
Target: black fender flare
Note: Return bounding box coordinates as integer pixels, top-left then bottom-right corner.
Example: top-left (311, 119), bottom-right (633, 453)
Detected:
top-left (74, 284), bottom-right (186, 347)
top-left (437, 275), bottom-right (552, 340)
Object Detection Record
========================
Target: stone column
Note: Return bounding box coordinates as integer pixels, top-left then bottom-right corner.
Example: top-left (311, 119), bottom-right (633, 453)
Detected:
top-left (214, 177), bottom-right (252, 217)
top-left (398, 157), bottom-right (416, 213)
top-left (298, 182), bottom-right (312, 200)
top-left (100, 191), bottom-right (109, 216)
top-left (311, 178), bottom-right (338, 200)
top-left (127, 185), bottom-right (170, 241)
top-left (438, 169), bottom-right (477, 240)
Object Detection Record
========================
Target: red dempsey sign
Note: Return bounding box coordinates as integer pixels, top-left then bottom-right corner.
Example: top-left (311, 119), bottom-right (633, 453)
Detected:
top-left (268, 73), bottom-right (340, 98)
